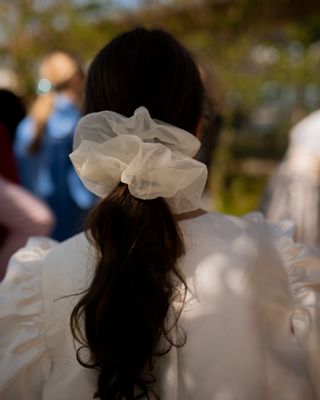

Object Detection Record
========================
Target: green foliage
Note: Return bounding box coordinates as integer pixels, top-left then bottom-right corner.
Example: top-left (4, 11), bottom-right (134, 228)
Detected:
top-left (216, 174), bottom-right (269, 216)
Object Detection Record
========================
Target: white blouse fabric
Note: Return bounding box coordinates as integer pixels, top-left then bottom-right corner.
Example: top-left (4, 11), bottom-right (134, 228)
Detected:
top-left (1, 212), bottom-right (320, 400)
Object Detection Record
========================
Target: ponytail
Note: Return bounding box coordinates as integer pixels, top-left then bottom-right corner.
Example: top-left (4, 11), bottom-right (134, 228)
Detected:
top-left (71, 183), bottom-right (187, 399)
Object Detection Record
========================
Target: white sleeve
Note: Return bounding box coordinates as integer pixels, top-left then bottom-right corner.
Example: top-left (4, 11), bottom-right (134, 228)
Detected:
top-left (0, 237), bottom-right (57, 399)
top-left (270, 219), bottom-right (320, 398)
top-left (246, 212), bottom-right (320, 397)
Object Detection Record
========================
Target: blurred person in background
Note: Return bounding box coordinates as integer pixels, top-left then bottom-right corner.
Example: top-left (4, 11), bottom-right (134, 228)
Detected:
top-left (261, 109), bottom-right (320, 249)
top-left (0, 89), bottom-right (54, 280)
top-left (14, 52), bottom-right (96, 241)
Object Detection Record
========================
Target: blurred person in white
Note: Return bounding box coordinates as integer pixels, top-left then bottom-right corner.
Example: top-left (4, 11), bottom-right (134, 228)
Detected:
top-left (261, 109), bottom-right (320, 249)
top-left (1, 28), bottom-right (320, 400)
top-left (14, 51), bottom-right (96, 241)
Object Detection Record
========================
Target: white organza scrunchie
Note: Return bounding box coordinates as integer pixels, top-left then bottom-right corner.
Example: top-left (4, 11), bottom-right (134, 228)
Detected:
top-left (70, 107), bottom-right (207, 213)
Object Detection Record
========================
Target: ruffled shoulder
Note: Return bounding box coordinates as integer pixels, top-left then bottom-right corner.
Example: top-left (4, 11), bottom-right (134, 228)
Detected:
top-left (245, 212), bottom-right (320, 397)
top-left (269, 218), bottom-right (320, 398)
top-left (0, 237), bottom-right (57, 398)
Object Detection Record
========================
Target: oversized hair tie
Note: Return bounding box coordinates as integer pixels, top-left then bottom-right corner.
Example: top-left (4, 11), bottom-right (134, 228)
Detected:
top-left (70, 107), bottom-right (208, 213)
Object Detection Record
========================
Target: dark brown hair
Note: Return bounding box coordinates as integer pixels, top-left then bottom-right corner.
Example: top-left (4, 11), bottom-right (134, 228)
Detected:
top-left (71, 28), bottom-right (204, 399)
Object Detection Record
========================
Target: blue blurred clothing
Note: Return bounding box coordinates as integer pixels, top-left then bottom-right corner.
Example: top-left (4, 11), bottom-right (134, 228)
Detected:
top-left (14, 94), bottom-right (96, 241)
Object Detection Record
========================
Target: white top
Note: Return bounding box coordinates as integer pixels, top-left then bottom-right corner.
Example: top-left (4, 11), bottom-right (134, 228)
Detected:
top-left (1, 212), bottom-right (320, 400)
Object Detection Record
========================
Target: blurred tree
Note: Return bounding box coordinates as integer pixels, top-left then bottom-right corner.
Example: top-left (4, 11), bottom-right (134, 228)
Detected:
top-left (0, 0), bottom-right (118, 98)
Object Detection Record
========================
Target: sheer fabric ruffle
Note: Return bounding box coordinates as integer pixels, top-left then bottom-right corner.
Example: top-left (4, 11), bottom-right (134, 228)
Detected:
top-left (0, 237), bottom-right (56, 399)
top-left (246, 212), bottom-right (320, 398)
